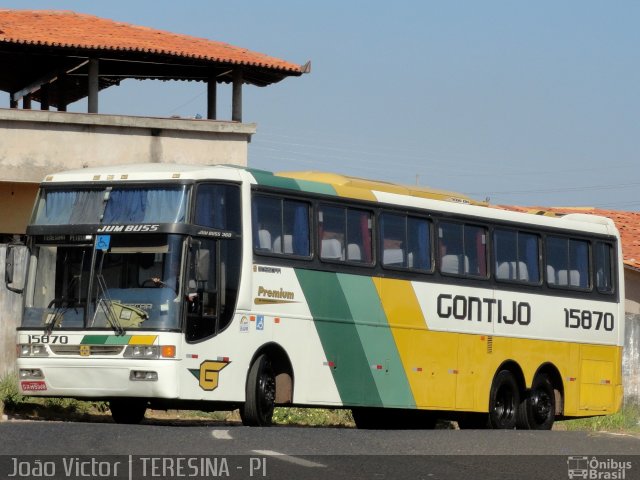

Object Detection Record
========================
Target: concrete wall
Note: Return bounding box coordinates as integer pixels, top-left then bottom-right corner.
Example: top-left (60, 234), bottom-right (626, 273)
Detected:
top-left (0, 244), bottom-right (26, 378)
top-left (0, 108), bottom-right (255, 235)
top-left (624, 314), bottom-right (640, 407)
top-left (0, 183), bottom-right (39, 236)
top-left (624, 268), bottom-right (640, 315)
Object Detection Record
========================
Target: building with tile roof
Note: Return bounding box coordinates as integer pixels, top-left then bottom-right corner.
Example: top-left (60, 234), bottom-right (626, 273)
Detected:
top-left (0, 9), bottom-right (308, 116)
top-left (0, 9), bottom-right (309, 235)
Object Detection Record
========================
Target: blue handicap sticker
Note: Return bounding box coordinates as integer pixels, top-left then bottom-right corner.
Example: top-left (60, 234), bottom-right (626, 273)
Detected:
top-left (256, 315), bottom-right (264, 331)
top-left (96, 235), bottom-right (111, 251)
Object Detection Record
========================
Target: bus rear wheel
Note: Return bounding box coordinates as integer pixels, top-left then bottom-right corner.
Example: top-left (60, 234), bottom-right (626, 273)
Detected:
top-left (488, 370), bottom-right (520, 429)
top-left (109, 398), bottom-right (147, 424)
top-left (242, 354), bottom-right (276, 427)
top-left (516, 374), bottom-right (556, 430)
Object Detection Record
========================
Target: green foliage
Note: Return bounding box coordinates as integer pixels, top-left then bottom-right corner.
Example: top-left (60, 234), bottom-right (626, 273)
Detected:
top-left (561, 406), bottom-right (640, 433)
top-left (0, 374), bottom-right (24, 409)
top-left (272, 407), bottom-right (354, 427)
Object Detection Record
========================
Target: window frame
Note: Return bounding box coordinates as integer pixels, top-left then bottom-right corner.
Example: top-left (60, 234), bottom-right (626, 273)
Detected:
top-left (594, 241), bottom-right (616, 295)
top-left (544, 235), bottom-right (592, 292)
top-left (251, 193), bottom-right (313, 260)
top-left (317, 202), bottom-right (375, 266)
top-left (379, 211), bottom-right (434, 273)
top-left (437, 220), bottom-right (489, 280)
top-left (492, 228), bottom-right (542, 286)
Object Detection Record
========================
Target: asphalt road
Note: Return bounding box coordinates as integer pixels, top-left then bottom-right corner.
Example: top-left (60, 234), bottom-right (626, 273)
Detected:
top-left (0, 420), bottom-right (638, 479)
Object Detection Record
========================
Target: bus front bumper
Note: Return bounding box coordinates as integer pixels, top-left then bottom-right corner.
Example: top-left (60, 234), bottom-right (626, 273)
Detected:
top-left (16, 358), bottom-right (181, 399)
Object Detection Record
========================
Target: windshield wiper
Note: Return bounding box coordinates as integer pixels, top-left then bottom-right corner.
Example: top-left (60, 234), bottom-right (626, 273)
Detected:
top-left (94, 274), bottom-right (126, 336)
top-left (44, 276), bottom-right (80, 335)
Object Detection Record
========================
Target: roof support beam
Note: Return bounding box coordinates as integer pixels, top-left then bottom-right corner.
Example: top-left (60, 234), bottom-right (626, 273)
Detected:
top-left (232, 69), bottom-right (243, 122)
top-left (9, 59), bottom-right (89, 107)
top-left (88, 58), bottom-right (99, 113)
top-left (207, 74), bottom-right (217, 120)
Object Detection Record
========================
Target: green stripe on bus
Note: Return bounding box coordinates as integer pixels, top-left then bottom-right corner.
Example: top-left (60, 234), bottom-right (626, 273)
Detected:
top-left (336, 274), bottom-right (416, 408)
top-left (292, 179), bottom-right (337, 196)
top-left (104, 336), bottom-right (133, 345)
top-left (248, 169), bottom-right (302, 191)
top-left (81, 335), bottom-right (109, 345)
top-left (295, 269), bottom-right (383, 407)
top-left (81, 335), bottom-right (131, 345)
top-left (248, 168), bottom-right (336, 196)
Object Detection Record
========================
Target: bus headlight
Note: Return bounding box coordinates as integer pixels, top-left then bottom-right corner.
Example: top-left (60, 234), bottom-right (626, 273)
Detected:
top-left (124, 345), bottom-right (159, 359)
top-left (18, 344), bottom-right (49, 357)
top-left (123, 345), bottom-right (176, 359)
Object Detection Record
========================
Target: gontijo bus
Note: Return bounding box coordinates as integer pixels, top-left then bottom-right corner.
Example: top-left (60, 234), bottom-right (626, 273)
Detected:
top-left (9, 164), bottom-right (624, 429)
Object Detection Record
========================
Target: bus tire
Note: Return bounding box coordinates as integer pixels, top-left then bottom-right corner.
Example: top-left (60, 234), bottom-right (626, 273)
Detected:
top-left (242, 354), bottom-right (276, 427)
top-left (488, 370), bottom-right (520, 429)
top-left (516, 374), bottom-right (555, 430)
top-left (109, 398), bottom-right (147, 424)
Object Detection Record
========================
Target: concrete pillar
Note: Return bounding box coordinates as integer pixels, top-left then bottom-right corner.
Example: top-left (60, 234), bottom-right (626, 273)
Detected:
top-left (232, 69), bottom-right (243, 122)
top-left (40, 84), bottom-right (50, 111)
top-left (88, 58), bottom-right (99, 114)
top-left (207, 76), bottom-right (217, 120)
top-left (9, 94), bottom-right (18, 109)
top-left (56, 74), bottom-right (68, 111)
top-left (22, 94), bottom-right (31, 110)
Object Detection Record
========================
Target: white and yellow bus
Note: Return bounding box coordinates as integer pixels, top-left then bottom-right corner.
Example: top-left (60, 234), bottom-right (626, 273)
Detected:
top-left (10, 164), bottom-right (624, 429)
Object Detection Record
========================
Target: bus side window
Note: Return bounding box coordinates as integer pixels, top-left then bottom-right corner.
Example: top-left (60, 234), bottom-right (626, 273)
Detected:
top-left (595, 242), bottom-right (614, 293)
top-left (252, 194), bottom-right (311, 257)
top-left (494, 229), bottom-right (540, 283)
top-left (546, 236), bottom-right (590, 289)
top-left (319, 205), bottom-right (372, 264)
top-left (380, 213), bottom-right (431, 271)
top-left (439, 222), bottom-right (487, 278)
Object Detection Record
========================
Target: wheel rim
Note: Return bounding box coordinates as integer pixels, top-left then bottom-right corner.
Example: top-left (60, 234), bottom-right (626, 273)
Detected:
top-left (493, 384), bottom-right (516, 425)
top-left (258, 361), bottom-right (276, 417)
top-left (530, 388), bottom-right (552, 425)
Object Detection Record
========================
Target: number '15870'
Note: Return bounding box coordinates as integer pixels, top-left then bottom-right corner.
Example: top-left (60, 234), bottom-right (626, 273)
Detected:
top-left (564, 309), bottom-right (614, 331)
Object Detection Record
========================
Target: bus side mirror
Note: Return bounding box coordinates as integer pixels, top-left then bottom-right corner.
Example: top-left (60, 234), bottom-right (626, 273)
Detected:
top-left (5, 243), bottom-right (27, 294)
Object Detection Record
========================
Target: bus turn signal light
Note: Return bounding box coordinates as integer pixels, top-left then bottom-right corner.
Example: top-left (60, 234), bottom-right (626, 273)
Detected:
top-left (161, 345), bottom-right (176, 358)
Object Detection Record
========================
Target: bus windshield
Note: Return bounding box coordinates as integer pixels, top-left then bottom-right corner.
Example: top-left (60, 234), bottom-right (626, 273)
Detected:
top-left (33, 186), bottom-right (188, 225)
top-left (22, 234), bottom-right (184, 331)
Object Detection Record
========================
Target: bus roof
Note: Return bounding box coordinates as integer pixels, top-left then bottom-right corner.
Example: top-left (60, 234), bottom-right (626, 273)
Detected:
top-left (40, 163), bottom-right (618, 237)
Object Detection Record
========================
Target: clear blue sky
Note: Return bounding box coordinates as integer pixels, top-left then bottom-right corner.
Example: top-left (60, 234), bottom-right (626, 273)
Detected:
top-left (2, 1), bottom-right (639, 209)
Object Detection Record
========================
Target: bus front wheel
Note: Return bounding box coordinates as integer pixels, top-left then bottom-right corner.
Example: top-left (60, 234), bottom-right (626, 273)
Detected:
top-left (488, 370), bottom-right (520, 429)
top-left (109, 398), bottom-right (147, 424)
top-left (241, 354), bottom-right (276, 427)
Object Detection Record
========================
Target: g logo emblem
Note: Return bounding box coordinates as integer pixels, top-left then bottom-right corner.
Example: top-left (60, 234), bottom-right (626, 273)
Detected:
top-left (197, 360), bottom-right (229, 391)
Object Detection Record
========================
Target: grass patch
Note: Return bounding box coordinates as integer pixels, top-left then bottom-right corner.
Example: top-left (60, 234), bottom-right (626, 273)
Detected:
top-left (272, 407), bottom-right (354, 427)
top-left (0, 375), bottom-right (24, 410)
top-left (560, 406), bottom-right (640, 433)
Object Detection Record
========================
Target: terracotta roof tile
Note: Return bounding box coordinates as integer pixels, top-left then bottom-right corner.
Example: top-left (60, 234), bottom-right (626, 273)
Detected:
top-left (0, 9), bottom-right (303, 73)
top-left (499, 205), bottom-right (640, 271)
